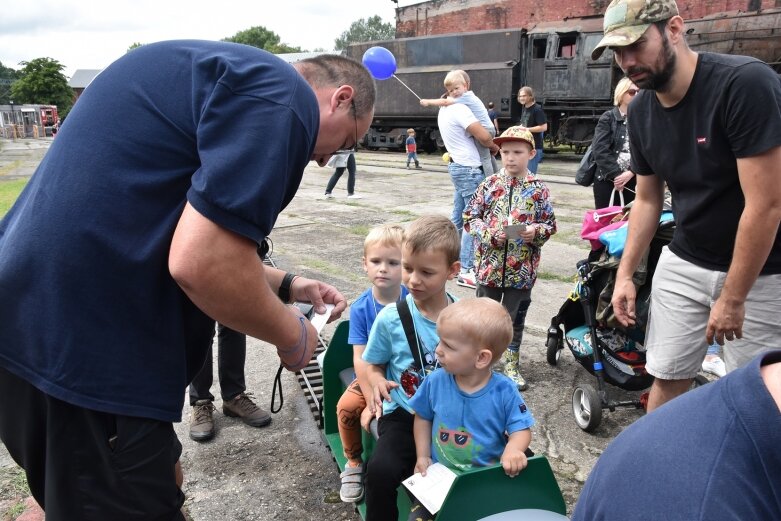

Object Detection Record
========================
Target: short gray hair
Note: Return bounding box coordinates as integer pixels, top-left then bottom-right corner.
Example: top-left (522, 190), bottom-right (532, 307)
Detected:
top-left (298, 54), bottom-right (376, 118)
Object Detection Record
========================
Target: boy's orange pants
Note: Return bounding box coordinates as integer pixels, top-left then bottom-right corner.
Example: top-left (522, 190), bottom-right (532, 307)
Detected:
top-left (336, 378), bottom-right (367, 465)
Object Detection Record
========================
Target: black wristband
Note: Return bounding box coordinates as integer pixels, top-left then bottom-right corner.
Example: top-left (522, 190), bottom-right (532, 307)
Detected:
top-left (278, 272), bottom-right (297, 303)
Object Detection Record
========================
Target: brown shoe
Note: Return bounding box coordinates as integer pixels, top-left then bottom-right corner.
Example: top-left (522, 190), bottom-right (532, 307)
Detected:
top-left (223, 392), bottom-right (272, 427)
top-left (189, 400), bottom-right (216, 442)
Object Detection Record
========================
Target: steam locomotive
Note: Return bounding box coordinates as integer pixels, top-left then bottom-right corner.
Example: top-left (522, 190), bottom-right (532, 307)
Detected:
top-left (344, 8), bottom-right (781, 152)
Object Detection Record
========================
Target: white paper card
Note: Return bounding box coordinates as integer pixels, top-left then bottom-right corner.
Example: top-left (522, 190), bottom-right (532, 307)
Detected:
top-left (309, 303), bottom-right (334, 334)
top-left (504, 224), bottom-right (527, 240)
top-left (402, 463), bottom-right (458, 515)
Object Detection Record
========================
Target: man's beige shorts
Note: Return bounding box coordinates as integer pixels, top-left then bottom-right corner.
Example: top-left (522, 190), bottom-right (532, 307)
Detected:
top-left (645, 247), bottom-right (781, 379)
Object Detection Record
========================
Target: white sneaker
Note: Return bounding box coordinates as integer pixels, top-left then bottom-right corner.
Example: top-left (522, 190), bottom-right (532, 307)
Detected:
top-left (322, 193), bottom-right (334, 199)
top-left (456, 270), bottom-right (476, 289)
top-left (702, 356), bottom-right (726, 378)
top-left (347, 194), bottom-right (363, 199)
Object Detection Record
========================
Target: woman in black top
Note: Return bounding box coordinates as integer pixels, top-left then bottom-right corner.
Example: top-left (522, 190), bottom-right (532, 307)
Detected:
top-left (592, 78), bottom-right (638, 209)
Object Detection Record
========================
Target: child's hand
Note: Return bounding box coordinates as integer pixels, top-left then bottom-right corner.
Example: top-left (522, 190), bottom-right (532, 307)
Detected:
top-left (360, 405), bottom-right (375, 432)
top-left (420, 99), bottom-right (429, 107)
top-left (414, 457), bottom-right (433, 476)
top-left (500, 447), bottom-right (528, 478)
top-left (370, 379), bottom-right (398, 419)
top-left (492, 228), bottom-right (507, 246)
top-left (518, 224), bottom-right (536, 243)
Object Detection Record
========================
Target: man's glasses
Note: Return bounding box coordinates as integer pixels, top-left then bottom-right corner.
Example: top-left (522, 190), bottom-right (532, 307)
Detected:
top-left (333, 99), bottom-right (359, 154)
top-left (627, 89), bottom-right (639, 96)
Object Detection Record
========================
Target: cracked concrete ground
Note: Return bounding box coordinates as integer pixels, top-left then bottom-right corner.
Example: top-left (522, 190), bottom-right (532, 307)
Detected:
top-left (1, 139), bottom-right (651, 520)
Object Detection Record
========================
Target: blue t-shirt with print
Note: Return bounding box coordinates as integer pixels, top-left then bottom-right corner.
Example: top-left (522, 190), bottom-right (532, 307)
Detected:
top-left (362, 294), bottom-right (455, 415)
top-left (410, 369), bottom-right (534, 471)
top-left (348, 286), bottom-right (409, 346)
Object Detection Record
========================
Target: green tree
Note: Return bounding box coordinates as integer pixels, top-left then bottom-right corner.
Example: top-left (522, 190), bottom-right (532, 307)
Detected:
top-left (334, 15), bottom-right (395, 51)
top-left (128, 42), bottom-right (144, 52)
top-left (10, 58), bottom-right (72, 116)
top-left (0, 62), bottom-right (22, 105)
top-left (222, 26), bottom-right (302, 54)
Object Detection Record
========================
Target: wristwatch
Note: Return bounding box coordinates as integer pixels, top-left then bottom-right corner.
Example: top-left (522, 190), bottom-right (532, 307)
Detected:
top-left (278, 272), bottom-right (297, 303)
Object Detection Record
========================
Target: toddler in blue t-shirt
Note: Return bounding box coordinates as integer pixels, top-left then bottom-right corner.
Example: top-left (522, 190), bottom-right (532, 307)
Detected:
top-left (408, 297), bottom-right (535, 519)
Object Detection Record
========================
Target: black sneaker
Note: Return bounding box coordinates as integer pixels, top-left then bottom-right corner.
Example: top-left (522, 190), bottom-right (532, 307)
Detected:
top-left (189, 400), bottom-right (216, 442)
top-left (223, 392), bottom-right (272, 427)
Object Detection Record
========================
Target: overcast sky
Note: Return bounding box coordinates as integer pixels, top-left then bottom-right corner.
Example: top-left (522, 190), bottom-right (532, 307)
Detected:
top-left (1, 0), bottom-right (419, 78)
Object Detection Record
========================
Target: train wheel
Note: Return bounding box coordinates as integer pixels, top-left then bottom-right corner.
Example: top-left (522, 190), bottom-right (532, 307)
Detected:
top-left (572, 384), bottom-right (602, 432)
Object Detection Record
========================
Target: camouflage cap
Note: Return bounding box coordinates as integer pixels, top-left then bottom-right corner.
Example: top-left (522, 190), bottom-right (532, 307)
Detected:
top-left (493, 126), bottom-right (535, 150)
top-left (591, 0), bottom-right (679, 60)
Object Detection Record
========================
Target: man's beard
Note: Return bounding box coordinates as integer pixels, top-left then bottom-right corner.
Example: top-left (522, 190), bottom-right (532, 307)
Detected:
top-left (626, 31), bottom-right (677, 92)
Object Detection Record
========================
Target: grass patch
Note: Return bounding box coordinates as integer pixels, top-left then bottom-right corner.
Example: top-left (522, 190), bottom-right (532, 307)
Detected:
top-left (0, 178), bottom-right (28, 218)
top-left (537, 271), bottom-right (578, 284)
top-left (389, 209), bottom-right (417, 221)
top-left (348, 224), bottom-right (371, 237)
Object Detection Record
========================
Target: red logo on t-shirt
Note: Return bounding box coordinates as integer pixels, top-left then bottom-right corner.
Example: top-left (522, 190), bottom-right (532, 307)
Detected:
top-left (697, 137), bottom-right (707, 144)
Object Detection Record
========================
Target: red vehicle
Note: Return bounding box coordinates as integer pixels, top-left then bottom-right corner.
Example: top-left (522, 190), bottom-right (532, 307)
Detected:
top-left (40, 105), bottom-right (59, 127)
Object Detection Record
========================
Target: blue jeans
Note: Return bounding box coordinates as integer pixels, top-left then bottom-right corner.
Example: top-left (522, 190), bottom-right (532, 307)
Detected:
top-left (528, 147), bottom-right (543, 174)
top-left (448, 162), bottom-right (484, 271)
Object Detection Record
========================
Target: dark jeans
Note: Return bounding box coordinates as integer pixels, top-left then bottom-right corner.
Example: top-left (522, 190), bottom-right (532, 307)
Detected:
top-left (365, 408), bottom-right (416, 521)
top-left (325, 153), bottom-right (357, 195)
top-left (188, 324), bottom-right (247, 405)
top-left (0, 365), bottom-right (185, 521)
top-left (476, 285), bottom-right (532, 348)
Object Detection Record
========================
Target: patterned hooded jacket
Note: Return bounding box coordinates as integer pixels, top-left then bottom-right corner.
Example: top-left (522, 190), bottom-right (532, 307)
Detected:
top-left (464, 169), bottom-right (556, 289)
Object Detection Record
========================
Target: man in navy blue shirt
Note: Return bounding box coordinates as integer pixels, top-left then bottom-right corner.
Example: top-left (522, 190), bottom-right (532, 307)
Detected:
top-left (0, 41), bottom-right (375, 519)
top-left (572, 350), bottom-right (781, 520)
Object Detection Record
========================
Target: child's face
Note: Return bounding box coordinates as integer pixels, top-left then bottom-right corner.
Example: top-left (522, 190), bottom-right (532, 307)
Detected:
top-left (434, 320), bottom-right (483, 376)
top-left (362, 243), bottom-right (403, 291)
top-left (500, 141), bottom-right (536, 177)
top-left (446, 82), bottom-right (466, 98)
top-left (401, 245), bottom-right (459, 305)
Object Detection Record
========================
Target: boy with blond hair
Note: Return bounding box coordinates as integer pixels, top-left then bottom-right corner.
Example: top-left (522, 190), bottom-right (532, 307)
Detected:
top-left (465, 127), bottom-right (556, 391)
top-left (420, 69), bottom-right (497, 175)
top-left (408, 297), bottom-right (535, 520)
top-left (337, 224), bottom-right (409, 503)
top-left (362, 215), bottom-right (460, 521)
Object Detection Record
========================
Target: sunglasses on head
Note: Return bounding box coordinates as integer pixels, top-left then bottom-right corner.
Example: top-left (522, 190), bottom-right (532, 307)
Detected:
top-left (627, 89), bottom-right (639, 96)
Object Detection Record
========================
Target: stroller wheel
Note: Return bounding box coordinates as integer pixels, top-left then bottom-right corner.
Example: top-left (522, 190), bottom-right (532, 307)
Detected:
top-left (691, 374), bottom-right (710, 389)
top-left (545, 335), bottom-right (562, 366)
top-left (572, 384), bottom-right (602, 432)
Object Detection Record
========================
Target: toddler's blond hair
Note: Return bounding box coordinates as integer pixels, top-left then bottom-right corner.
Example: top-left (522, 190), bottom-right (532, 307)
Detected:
top-left (438, 298), bottom-right (513, 362)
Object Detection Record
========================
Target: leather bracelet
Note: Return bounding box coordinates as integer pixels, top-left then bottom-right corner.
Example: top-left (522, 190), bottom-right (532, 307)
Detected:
top-left (278, 272), bottom-right (297, 303)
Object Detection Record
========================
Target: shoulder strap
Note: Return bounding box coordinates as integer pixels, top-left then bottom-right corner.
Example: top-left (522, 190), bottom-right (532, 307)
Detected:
top-left (397, 297), bottom-right (424, 370)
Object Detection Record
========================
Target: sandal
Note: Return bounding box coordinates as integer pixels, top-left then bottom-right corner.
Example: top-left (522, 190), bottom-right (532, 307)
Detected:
top-left (339, 464), bottom-right (364, 503)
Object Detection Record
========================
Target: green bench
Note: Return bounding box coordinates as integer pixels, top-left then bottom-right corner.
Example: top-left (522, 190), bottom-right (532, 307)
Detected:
top-left (321, 320), bottom-right (568, 521)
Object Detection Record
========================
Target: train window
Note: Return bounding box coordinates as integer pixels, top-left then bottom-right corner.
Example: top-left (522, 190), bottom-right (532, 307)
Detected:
top-left (532, 38), bottom-right (547, 59)
top-left (557, 34), bottom-right (577, 58)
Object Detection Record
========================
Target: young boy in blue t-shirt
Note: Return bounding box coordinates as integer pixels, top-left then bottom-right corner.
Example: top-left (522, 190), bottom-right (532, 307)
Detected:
top-left (408, 297), bottom-right (535, 520)
top-left (337, 224), bottom-right (408, 504)
top-left (362, 215), bottom-right (460, 521)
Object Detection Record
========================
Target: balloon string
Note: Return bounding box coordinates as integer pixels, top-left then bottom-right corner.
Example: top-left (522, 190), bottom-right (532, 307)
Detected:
top-left (393, 74), bottom-right (421, 100)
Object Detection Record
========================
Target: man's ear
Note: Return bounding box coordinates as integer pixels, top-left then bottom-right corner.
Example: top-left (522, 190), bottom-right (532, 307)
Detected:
top-left (667, 15), bottom-right (686, 45)
top-left (475, 348), bottom-right (493, 369)
top-left (330, 84), bottom-right (355, 113)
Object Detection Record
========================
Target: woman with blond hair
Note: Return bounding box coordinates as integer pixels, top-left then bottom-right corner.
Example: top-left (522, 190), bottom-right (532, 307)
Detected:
top-left (591, 77), bottom-right (639, 209)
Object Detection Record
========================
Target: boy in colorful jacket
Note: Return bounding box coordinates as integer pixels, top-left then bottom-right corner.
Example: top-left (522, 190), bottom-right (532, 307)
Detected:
top-left (464, 126), bottom-right (556, 390)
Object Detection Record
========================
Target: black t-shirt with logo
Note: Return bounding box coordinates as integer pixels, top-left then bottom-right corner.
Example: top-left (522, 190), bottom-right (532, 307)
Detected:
top-left (629, 52), bottom-right (781, 273)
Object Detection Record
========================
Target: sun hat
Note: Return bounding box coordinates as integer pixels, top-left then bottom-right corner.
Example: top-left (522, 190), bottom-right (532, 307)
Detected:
top-left (591, 0), bottom-right (679, 60)
top-left (493, 126), bottom-right (535, 150)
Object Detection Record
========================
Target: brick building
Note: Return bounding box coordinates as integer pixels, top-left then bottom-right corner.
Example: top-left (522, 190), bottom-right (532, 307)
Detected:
top-left (395, 0), bottom-right (779, 38)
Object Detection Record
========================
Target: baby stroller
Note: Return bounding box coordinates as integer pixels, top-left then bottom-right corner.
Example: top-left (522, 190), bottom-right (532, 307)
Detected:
top-left (545, 215), bottom-right (707, 432)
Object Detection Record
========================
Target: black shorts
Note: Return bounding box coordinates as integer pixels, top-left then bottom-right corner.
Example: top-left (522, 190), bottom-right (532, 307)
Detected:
top-left (0, 365), bottom-right (185, 521)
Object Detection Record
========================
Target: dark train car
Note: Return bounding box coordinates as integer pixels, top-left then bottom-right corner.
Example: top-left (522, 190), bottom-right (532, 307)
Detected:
top-left (346, 7), bottom-right (781, 151)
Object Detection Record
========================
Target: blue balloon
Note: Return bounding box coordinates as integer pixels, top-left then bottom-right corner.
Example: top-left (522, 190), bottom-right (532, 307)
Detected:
top-left (362, 46), bottom-right (397, 80)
